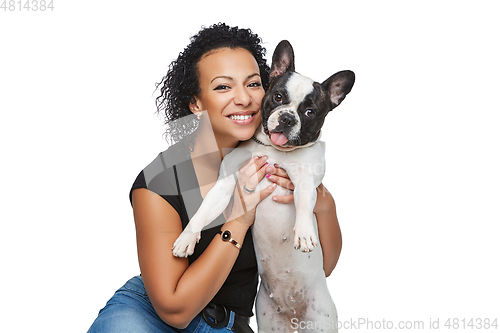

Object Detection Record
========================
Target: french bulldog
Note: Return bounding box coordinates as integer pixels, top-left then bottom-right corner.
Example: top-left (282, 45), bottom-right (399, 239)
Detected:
top-left (173, 40), bottom-right (355, 332)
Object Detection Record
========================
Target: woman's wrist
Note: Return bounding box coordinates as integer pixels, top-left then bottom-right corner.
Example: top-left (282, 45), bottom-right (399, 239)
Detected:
top-left (219, 218), bottom-right (250, 246)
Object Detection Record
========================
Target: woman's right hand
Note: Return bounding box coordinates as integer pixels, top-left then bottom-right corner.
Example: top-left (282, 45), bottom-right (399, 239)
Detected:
top-left (226, 155), bottom-right (277, 227)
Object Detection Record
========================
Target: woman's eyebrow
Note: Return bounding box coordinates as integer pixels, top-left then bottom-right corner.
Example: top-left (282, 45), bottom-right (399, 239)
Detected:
top-left (210, 73), bottom-right (260, 84)
top-left (247, 73), bottom-right (261, 80)
top-left (211, 75), bottom-right (233, 83)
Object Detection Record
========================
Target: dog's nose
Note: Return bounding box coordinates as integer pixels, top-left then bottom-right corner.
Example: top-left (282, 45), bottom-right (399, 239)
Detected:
top-left (279, 113), bottom-right (296, 128)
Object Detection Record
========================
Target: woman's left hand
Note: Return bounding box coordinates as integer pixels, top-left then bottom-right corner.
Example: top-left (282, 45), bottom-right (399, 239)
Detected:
top-left (264, 164), bottom-right (295, 204)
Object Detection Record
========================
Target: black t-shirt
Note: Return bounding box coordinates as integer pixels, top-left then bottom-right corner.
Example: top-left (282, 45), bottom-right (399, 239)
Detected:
top-left (129, 144), bottom-right (258, 317)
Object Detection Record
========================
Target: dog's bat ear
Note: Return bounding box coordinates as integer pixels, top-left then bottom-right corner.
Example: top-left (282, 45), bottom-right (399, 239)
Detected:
top-left (270, 40), bottom-right (295, 79)
top-left (322, 70), bottom-right (355, 109)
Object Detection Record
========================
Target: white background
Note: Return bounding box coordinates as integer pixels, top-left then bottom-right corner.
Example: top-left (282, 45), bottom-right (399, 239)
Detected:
top-left (1, 1), bottom-right (499, 332)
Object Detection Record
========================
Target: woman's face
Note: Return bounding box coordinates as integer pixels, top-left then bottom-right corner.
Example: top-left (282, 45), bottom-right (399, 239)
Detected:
top-left (191, 47), bottom-right (265, 148)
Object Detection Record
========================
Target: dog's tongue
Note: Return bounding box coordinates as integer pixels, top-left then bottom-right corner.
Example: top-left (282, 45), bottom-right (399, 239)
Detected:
top-left (270, 132), bottom-right (288, 146)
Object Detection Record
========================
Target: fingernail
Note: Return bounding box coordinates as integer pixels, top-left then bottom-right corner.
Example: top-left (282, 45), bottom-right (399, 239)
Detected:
top-left (265, 162), bottom-right (269, 166)
top-left (266, 174), bottom-right (271, 179)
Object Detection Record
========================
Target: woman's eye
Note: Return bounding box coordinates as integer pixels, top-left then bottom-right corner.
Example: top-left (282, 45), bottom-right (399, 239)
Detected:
top-left (274, 93), bottom-right (283, 103)
top-left (214, 85), bottom-right (230, 91)
top-left (304, 109), bottom-right (315, 118)
top-left (248, 82), bottom-right (262, 88)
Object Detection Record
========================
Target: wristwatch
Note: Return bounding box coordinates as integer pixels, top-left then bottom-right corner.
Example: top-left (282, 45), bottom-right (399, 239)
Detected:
top-left (217, 230), bottom-right (241, 250)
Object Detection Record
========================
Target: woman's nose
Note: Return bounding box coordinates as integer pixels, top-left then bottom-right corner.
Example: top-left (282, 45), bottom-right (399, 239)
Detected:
top-left (233, 87), bottom-right (252, 106)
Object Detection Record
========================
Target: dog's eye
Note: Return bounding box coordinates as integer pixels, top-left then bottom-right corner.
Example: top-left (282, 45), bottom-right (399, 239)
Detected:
top-left (274, 93), bottom-right (283, 103)
top-left (304, 109), bottom-right (315, 118)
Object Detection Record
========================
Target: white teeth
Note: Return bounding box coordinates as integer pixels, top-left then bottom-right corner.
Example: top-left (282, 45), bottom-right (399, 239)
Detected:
top-left (229, 114), bottom-right (252, 120)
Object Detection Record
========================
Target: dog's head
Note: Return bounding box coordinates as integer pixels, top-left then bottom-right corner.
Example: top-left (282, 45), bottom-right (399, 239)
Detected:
top-left (261, 40), bottom-right (355, 148)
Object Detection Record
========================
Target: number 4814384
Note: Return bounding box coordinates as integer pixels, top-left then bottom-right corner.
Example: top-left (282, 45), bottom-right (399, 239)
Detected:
top-left (1, 0), bottom-right (55, 11)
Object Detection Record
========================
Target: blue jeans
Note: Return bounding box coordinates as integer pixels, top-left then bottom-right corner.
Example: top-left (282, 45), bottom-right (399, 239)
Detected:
top-left (87, 276), bottom-right (238, 333)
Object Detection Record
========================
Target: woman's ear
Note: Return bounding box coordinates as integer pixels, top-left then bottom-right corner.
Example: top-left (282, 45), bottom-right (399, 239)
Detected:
top-left (189, 97), bottom-right (203, 120)
top-left (189, 97), bottom-right (201, 113)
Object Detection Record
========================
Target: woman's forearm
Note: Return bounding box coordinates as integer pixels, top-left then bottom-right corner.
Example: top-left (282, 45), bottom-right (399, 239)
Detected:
top-left (314, 184), bottom-right (342, 277)
top-left (156, 219), bottom-right (249, 328)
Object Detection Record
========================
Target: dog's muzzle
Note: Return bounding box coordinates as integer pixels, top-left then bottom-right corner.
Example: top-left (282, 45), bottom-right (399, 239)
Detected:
top-left (277, 112), bottom-right (296, 129)
top-left (267, 109), bottom-right (301, 146)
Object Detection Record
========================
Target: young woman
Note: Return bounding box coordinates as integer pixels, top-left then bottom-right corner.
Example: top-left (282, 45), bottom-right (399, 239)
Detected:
top-left (87, 23), bottom-right (342, 333)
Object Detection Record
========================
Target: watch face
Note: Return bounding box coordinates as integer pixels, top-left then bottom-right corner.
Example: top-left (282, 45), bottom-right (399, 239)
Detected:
top-left (221, 230), bottom-right (231, 241)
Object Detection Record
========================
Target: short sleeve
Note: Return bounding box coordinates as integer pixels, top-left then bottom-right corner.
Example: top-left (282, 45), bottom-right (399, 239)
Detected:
top-left (129, 152), bottom-right (185, 220)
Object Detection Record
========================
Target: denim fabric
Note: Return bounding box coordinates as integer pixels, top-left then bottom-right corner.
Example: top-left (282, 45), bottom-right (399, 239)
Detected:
top-left (87, 276), bottom-right (236, 333)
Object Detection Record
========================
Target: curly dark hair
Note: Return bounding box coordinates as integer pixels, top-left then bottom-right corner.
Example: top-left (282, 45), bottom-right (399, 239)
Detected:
top-left (155, 23), bottom-right (270, 147)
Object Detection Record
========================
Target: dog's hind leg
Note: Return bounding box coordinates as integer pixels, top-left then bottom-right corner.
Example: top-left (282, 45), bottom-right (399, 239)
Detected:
top-left (255, 284), bottom-right (296, 332)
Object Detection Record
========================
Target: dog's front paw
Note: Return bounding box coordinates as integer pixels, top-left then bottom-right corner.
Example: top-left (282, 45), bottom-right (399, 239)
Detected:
top-left (293, 223), bottom-right (318, 253)
top-left (172, 230), bottom-right (201, 258)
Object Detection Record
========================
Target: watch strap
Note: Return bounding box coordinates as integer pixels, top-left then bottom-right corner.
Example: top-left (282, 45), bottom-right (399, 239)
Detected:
top-left (217, 230), bottom-right (242, 250)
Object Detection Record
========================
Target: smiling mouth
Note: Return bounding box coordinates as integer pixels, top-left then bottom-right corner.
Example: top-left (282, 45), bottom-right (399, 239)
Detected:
top-left (226, 112), bottom-right (258, 124)
top-left (228, 114), bottom-right (254, 121)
